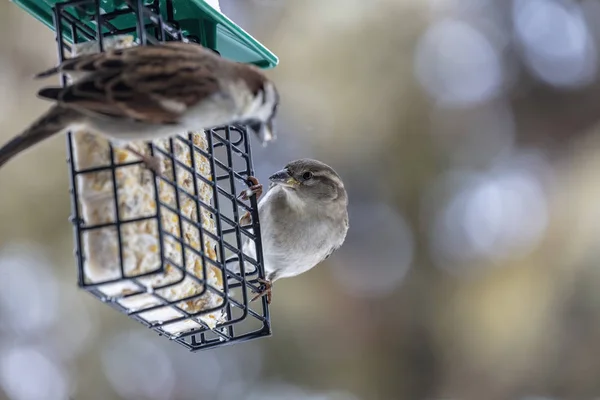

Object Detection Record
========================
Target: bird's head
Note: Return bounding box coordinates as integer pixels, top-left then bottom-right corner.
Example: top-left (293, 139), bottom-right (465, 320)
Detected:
top-left (269, 159), bottom-right (347, 205)
top-left (237, 66), bottom-right (279, 145)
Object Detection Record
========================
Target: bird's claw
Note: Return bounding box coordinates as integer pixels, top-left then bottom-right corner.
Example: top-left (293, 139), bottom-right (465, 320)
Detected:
top-left (125, 145), bottom-right (163, 176)
top-left (251, 277), bottom-right (272, 304)
top-left (238, 176), bottom-right (263, 200)
top-left (239, 211), bottom-right (252, 227)
top-left (142, 156), bottom-right (163, 176)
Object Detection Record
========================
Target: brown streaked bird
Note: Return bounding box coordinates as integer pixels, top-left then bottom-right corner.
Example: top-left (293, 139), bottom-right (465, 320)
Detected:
top-left (0, 41), bottom-right (279, 171)
top-left (234, 159), bottom-right (349, 304)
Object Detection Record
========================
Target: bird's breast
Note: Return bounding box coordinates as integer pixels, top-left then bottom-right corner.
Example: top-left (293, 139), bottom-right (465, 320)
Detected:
top-left (180, 91), bottom-right (241, 131)
top-left (84, 117), bottom-right (186, 142)
top-left (257, 191), bottom-right (345, 280)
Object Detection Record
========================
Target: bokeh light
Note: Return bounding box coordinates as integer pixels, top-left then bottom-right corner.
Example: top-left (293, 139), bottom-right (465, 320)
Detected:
top-left (0, 346), bottom-right (69, 400)
top-left (331, 202), bottom-right (414, 298)
top-left (0, 244), bottom-right (59, 336)
top-left (415, 18), bottom-right (503, 106)
top-left (428, 152), bottom-right (550, 274)
top-left (513, 0), bottom-right (597, 87)
top-left (101, 331), bottom-right (176, 400)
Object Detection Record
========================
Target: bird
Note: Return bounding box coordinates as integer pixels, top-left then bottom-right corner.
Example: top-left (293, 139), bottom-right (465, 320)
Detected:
top-left (0, 41), bottom-right (279, 171)
top-left (235, 159), bottom-right (349, 304)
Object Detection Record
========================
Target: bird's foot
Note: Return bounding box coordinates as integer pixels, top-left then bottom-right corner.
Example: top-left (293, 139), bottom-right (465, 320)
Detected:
top-left (238, 176), bottom-right (263, 201)
top-left (125, 145), bottom-right (163, 176)
top-left (238, 177), bottom-right (262, 227)
top-left (239, 211), bottom-right (252, 227)
top-left (251, 277), bottom-right (272, 304)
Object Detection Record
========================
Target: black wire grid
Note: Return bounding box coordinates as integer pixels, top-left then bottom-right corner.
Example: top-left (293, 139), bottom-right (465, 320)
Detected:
top-left (53, 0), bottom-right (271, 351)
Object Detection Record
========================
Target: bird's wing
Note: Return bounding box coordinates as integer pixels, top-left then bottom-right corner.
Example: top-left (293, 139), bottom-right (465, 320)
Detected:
top-left (322, 216), bottom-right (349, 261)
top-left (323, 244), bottom-right (340, 262)
top-left (35, 42), bottom-right (224, 124)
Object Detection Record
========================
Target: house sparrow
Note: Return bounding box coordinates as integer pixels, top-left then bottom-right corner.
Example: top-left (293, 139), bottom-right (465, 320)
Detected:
top-left (235, 159), bottom-right (349, 304)
top-left (0, 41), bottom-right (279, 171)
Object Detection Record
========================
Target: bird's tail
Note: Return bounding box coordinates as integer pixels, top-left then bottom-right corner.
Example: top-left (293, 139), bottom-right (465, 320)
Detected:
top-left (0, 106), bottom-right (81, 169)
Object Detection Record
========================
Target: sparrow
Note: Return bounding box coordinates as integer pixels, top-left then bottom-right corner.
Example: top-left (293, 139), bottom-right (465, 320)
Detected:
top-left (0, 41), bottom-right (279, 171)
top-left (235, 159), bottom-right (349, 304)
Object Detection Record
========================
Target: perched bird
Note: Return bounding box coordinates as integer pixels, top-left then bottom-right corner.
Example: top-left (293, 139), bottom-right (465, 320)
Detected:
top-left (0, 41), bottom-right (279, 171)
top-left (236, 159), bottom-right (349, 304)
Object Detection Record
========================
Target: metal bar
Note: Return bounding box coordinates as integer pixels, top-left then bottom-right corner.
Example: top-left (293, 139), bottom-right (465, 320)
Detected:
top-left (134, 0), bottom-right (147, 44)
top-left (223, 126), bottom-right (248, 339)
top-left (243, 126), bottom-right (271, 329)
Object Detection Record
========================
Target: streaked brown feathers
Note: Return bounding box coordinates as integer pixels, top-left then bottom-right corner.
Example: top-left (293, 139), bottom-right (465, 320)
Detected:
top-left (34, 42), bottom-right (228, 124)
top-left (0, 106), bottom-right (82, 168)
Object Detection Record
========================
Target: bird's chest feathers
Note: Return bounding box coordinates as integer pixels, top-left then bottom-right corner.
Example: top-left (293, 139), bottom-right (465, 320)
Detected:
top-left (181, 81), bottom-right (269, 129)
top-left (258, 188), bottom-right (339, 277)
top-left (179, 91), bottom-right (240, 130)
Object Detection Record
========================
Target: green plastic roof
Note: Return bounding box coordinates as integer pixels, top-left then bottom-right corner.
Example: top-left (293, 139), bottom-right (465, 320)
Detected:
top-left (10, 0), bottom-right (278, 69)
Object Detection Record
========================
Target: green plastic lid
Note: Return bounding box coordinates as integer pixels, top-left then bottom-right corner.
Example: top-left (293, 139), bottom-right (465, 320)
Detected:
top-left (10, 0), bottom-right (278, 69)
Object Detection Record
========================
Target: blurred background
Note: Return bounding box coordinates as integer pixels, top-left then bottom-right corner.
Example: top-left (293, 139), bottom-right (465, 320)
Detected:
top-left (2, 0), bottom-right (600, 399)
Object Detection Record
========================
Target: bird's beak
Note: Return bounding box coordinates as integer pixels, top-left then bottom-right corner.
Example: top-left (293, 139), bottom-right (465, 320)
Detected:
top-left (249, 121), bottom-right (275, 146)
top-left (269, 169), bottom-right (299, 188)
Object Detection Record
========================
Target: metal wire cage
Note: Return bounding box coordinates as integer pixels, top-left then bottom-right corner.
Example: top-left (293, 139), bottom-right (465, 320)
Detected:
top-left (52, 0), bottom-right (271, 351)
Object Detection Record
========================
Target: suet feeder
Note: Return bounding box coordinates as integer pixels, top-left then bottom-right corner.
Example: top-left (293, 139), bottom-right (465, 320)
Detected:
top-left (11, 0), bottom-right (277, 351)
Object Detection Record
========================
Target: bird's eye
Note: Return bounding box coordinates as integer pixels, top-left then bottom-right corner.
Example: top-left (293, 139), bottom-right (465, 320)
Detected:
top-left (302, 171), bottom-right (313, 180)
